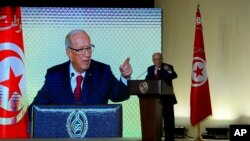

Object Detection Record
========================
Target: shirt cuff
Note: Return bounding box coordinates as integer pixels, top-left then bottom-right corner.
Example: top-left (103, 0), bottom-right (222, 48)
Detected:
top-left (120, 76), bottom-right (128, 86)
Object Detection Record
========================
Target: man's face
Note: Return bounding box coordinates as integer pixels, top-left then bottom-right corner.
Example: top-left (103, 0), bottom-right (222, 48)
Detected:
top-left (153, 54), bottom-right (162, 68)
top-left (66, 32), bottom-right (92, 73)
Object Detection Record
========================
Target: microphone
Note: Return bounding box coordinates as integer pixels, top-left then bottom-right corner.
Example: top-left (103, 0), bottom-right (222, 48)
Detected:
top-left (70, 72), bottom-right (75, 80)
top-left (136, 70), bottom-right (147, 80)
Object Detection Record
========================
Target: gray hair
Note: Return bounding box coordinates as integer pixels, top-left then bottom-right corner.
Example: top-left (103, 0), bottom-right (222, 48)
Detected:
top-left (65, 29), bottom-right (88, 49)
top-left (152, 52), bottom-right (162, 59)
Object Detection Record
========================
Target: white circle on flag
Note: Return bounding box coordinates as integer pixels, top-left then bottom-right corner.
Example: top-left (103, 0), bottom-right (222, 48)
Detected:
top-left (196, 17), bottom-right (201, 25)
top-left (0, 43), bottom-right (27, 125)
top-left (191, 57), bottom-right (208, 87)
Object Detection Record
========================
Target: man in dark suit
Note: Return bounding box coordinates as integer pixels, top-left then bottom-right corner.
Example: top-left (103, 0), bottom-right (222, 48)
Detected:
top-left (145, 52), bottom-right (177, 141)
top-left (28, 29), bottom-right (132, 119)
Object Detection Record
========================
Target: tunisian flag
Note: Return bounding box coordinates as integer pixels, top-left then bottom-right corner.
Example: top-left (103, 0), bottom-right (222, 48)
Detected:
top-left (0, 7), bottom-right (29, 137)
top-left (190, 6), bottom-right (212, 126)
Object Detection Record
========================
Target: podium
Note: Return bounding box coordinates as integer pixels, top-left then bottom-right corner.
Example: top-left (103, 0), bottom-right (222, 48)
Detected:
top-left (32, 104), bottom-right (122, 138)
top-left (128, 80), bottom-right (176, 141)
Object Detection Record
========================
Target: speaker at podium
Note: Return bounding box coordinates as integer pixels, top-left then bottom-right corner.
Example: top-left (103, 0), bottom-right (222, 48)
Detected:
top-left (128, 80), bottom-right (177, 141)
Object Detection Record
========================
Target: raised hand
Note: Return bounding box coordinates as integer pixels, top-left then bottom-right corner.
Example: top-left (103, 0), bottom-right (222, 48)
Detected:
top-left (119, 57), bottom-right (132, 79)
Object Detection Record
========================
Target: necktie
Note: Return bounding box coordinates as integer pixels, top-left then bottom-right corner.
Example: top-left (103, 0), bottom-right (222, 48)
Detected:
top-left (156, 69), bottom-right (160, 80)
top-left (74, 75), bottom-right (83, 103)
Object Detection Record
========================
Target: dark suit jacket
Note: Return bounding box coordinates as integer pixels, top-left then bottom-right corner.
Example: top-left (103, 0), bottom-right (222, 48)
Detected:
top-left (145, 63), bottom-right (177, 87)
top-left (28, 60), bottom-right (129, 120)
top-left (145, 63), bottom-right (178, 104)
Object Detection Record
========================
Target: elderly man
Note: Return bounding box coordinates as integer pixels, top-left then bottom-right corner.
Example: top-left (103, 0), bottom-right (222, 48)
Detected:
top-left (29, 29), bottom-right (132, 119)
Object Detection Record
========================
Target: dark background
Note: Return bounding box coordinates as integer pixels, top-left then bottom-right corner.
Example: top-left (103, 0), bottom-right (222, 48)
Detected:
top-left (0, 0), bottom-right (154, 8)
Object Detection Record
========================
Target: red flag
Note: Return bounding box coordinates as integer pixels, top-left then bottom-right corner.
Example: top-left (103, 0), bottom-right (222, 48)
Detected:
top-left (190, 6), bottom-right (212, 126)
top-left (0, 7), bottom-right (29, 138)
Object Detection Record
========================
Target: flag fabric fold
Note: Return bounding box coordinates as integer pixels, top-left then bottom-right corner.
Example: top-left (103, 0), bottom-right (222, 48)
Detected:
top-left (0, 7), bottom-right (29, 138)
top-left (190, 6), bottom-right (212, 126)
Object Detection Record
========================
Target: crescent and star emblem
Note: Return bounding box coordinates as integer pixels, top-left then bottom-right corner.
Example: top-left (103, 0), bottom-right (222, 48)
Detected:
top-left (0, 43), bottom-right (27, 125)
top-left (191, 57), bottom-right (208, 87)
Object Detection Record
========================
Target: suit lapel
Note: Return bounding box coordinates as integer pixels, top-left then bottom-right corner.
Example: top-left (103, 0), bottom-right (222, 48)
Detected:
top-left (61, 61), bottom-right (75, 102)
top-left (151, 66), bottom-right (157, 79)
top-left (81, 60), bottom-right (95, 103)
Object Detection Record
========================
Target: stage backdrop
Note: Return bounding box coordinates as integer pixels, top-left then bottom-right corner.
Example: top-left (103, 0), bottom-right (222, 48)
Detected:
top-left (22, 7), bottom-right (161, 137)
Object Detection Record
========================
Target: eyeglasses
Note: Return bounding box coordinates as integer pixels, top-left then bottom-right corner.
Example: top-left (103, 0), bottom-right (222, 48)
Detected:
top-left (153, 58), bottom-right (162, 61)
top-left (68, 44), bottom-right (95, 55)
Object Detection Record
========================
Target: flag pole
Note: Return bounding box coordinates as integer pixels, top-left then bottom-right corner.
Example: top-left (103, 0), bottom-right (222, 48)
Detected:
top-left (193, 4), bottom-right (203, 141)
top-left (191, 2), bottom-right (212, 141)
top-left (196, 1), bottom-right (200, 9)
top-left (195, 123), bottom-right (203, 141)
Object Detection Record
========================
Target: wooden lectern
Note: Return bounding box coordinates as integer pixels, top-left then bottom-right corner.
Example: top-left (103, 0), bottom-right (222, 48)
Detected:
top-left (128, 80), bottom-right (176, 141)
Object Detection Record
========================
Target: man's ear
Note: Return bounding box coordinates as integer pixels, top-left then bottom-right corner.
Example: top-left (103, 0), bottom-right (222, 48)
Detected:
top-left (66, 48), bottom-right (72, 60)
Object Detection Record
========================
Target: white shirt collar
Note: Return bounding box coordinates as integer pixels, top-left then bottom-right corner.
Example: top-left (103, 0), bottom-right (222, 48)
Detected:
top-left (69, 62), bottom-right (86, 80)
top-left (155, 66), bottom-right (161, 70)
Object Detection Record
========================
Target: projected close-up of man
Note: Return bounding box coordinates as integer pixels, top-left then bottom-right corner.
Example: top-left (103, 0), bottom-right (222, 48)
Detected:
top-left (28, 29), bottom-right (133, 121)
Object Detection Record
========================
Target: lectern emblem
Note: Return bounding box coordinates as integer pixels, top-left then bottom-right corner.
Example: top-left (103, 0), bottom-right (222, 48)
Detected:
top-left (139, 81), bottom-right (148, 94)
top-left (66, 110), bottom-right (88, 138)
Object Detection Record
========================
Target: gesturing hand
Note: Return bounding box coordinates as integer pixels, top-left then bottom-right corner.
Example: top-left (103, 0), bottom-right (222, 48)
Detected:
top-left (119, 57), bottom-right (133, 79)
